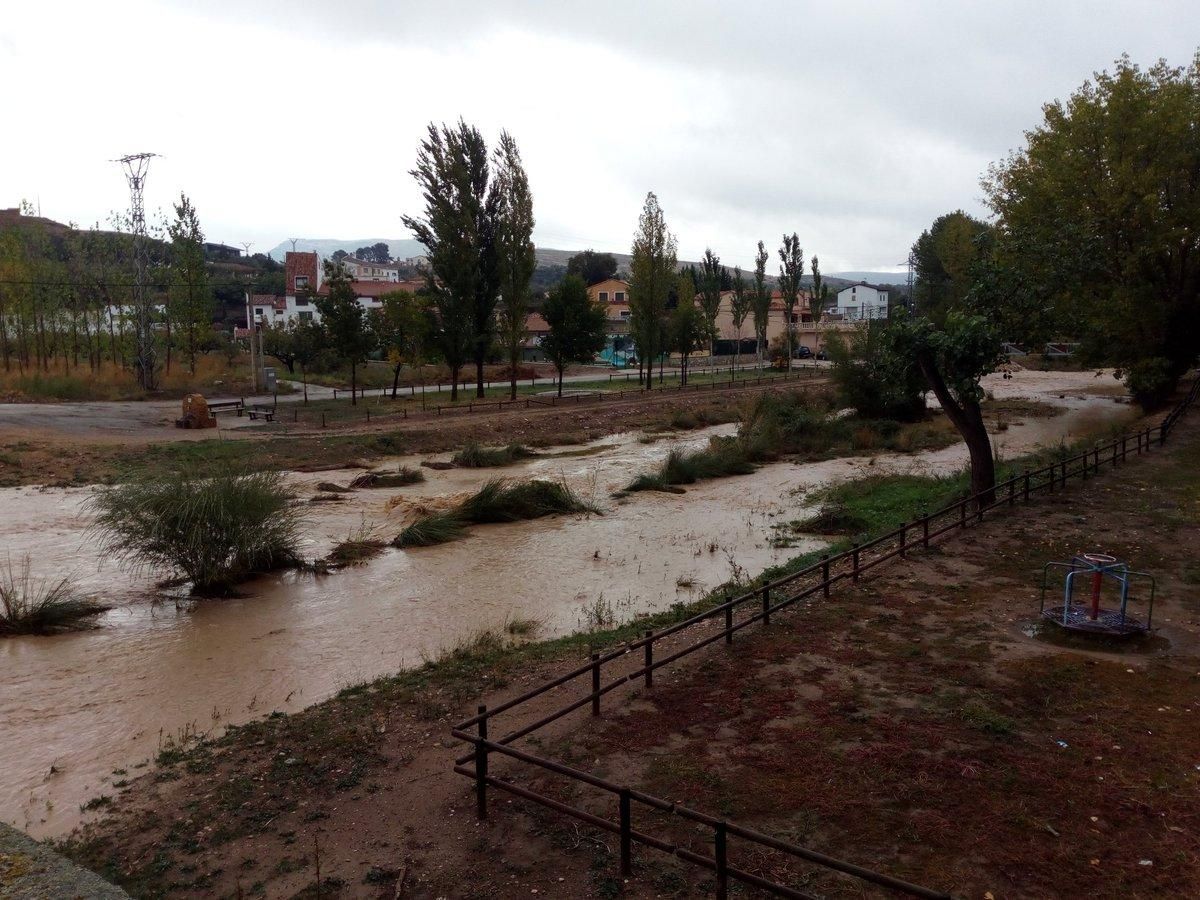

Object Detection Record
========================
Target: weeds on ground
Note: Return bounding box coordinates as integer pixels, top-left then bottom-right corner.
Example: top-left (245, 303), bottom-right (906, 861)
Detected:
top-left (0, 555), bottom-right (105, 636)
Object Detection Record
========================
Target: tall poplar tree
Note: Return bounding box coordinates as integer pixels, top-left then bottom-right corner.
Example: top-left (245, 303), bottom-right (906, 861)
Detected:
top-left (492, 131), bottom-right (536, 400)
top-left (729, 266), bottom-right (750, 373)
top-left (751, 241), bottom-right (771, 369)
top-left (167, 193), bottom-right (212, 375)
top-left (697, 248), bottom-right (723, 363)
top-left (777, 233), bottom-right (804, 369)
top-left (628, 193), bottom-right (676, 389)
top-left (402, 120), bottom-right (499, 401)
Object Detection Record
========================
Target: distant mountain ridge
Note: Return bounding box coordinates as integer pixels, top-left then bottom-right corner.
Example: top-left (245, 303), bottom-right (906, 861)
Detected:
top-left (830, 271), bottom-right (909, 286)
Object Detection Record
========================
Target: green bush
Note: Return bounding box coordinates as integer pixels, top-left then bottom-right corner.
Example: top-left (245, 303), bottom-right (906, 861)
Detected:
top-left (1123, 357), bottom-right (1177, 411)
top-left (87, 471), bottom-right (306, 593)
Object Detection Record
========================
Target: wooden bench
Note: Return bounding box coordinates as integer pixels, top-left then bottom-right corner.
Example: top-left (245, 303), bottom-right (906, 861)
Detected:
top-left (246, 406), bottom-right (276, 422)
top-left (208, 399), bottom-right (245, 417)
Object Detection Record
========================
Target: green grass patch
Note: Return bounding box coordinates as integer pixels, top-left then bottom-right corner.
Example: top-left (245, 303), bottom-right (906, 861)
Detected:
top-left (393, 510), bottom-right (467, 548)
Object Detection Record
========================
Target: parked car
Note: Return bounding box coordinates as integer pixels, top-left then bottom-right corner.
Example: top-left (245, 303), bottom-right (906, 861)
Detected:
top-left (814, 348), bottom-right (830, 361)
top-left (793, 346), bottom-right (813, 359)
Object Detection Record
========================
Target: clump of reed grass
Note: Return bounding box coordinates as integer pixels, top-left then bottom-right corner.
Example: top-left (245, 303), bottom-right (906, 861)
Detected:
top-left (452, 442), bottom-right (539, 468)
top-left (394, 510), bottom-right (467, 548)
top-left (317, 481), bottom-right (352, 494)
top-left (86, 470), bottom-right (306, 594)
top-left (349, 466), bottom-right (425, 489)
top-left (395, 478), bottom-right (595, 548)
top-left (0, 556), bottom-right (106, 636)
top-left (626, 439), bottom-right (757, 493)
top-left (325, 523), bottom-right (388, 568)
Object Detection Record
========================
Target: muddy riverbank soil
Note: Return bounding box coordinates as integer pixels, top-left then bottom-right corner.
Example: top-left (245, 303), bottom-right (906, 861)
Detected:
top-left (58, 381), bottom-right (1198, 898)
top-left (0, 376), bottom-right (817, 487)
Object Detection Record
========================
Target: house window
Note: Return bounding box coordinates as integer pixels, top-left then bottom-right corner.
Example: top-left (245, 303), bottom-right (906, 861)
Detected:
top-left (599, 291), bottom-right (609, 303)
top-left (619, 309), bottom-right (631, 319)
top-left (615, 292), bottom-right (625, 302)
top-left (295, 294), bottom-right (309, 306)
top-left (298, 311), bottom-right (314, 322)
top-left (254, 307), bottom-right (264, 317)
top-left (295, 275), bottom-right (309, 291)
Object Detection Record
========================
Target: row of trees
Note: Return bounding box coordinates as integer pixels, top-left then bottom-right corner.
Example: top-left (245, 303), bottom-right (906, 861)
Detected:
top-left (625, 195), bottom-right (831, 383)
top-left (0, 195), bottom-right (217, 378)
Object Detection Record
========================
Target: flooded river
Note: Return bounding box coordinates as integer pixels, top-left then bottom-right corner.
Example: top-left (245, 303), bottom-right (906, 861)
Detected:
top-left (0, 370), bottom-right (1135, 836)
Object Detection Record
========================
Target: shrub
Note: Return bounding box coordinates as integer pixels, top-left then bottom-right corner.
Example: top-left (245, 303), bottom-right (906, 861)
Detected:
top-left (452, 442), bottom-right (538, 468)
top-left (1123, 357), bottom-right (1177, 411)
top-left (87, 471), bottom-right (306, 594)
top-left (0, 556), bottom-right (105, 636)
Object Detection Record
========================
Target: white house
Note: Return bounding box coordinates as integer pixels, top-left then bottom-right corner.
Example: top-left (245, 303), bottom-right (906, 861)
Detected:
top-left (340, 256), bottom-right (401, 282)
top-left (835, 282), bottom-right (889, 321)
top-left (245, 253), bottom-right (424, 329)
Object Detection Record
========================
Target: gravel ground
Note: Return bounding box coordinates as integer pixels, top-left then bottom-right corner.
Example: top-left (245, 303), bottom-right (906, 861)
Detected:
top-left (0, 823), bottom-right (129, 899)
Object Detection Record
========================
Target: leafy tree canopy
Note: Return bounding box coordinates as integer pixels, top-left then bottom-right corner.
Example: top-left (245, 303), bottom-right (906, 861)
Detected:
top-left (984, 53), bottom-right (1200, 406)
top-left (566, 249), bottom-right (618, 285)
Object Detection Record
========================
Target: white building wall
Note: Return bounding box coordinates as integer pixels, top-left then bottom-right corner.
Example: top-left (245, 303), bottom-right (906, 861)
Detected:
top-left (835, 284), bottom-right (889, 321)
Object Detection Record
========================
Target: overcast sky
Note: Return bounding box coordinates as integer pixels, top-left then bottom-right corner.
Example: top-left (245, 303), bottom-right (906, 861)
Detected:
top-left (2, 2), bottom-right (1195, 271)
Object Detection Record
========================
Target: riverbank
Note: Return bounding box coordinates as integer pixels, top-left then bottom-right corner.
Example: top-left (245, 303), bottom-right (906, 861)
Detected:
top-left (50, 380), bottom-right (1185, 897)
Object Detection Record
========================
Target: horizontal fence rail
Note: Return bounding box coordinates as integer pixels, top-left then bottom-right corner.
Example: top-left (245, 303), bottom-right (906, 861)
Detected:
top-left (446, 373), bottom-right (1199, 898)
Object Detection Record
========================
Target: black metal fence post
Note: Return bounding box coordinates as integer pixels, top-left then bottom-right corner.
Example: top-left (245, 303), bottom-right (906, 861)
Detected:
top-left (715, 821), bottom-right (729, 900)
top-left (822, 555), bottom-right (831, 596)
top-left (1008, 478), bottom-right (1015, 506)
top-left (959, 500), bottom-right (967, 530)
top-left (1023, 470), bottom-right (1030, 501)
top-left (619, 788), bottom-right (632, 876)
top-left (644, 631), bottom-right (653, 688)
top-left (475, 704), bottom-right (488, 820)
top-left (591, 653), bottom-right (601, 716)
top-left (851, 543), bottom-right (860, 582)
top-left (922, 512), bottom-right (930, 549)
top-left (899, 522), bottom-right (907, 558)
top-left (762, 586), bottom-right (770, 625)
top-left (724, 597), bottom-right (733, 645)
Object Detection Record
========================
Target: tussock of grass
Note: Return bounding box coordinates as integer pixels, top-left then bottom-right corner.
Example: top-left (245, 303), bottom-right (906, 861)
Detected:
top-left (316, 482), bottom-right (352, 494)
top-left (394, 510), bottom-right (467, 548)
top-left (459, 478), bottom-right (595, 523)
top-left (87, 470), bottom-right (306, 594)
top-left (396, 478), bottom-right (595, 547)
top-left (627, 439), bottom-right (757, 493)
top-left (791, 502), bottom-right (870, 535)
top-left (325, 533), bottom-right (388, 568)
top-left (0, 556), bottom-right (105, 636)
top-left (349, 466), bottom-right (425, 488)
top-left (451, 442), bottom-right (539, 468)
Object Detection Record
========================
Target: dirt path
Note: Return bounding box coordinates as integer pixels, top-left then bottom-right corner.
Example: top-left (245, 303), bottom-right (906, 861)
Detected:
top-left (61, 391), bottom-right (1199, 898)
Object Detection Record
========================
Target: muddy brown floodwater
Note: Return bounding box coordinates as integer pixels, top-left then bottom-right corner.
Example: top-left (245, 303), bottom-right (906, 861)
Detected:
top-left (0, 369), bottom-right (1136, 837)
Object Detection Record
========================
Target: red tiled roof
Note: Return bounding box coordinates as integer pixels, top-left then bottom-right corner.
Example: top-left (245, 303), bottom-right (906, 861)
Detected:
top-left (525, 313), bottom-right (550, 333)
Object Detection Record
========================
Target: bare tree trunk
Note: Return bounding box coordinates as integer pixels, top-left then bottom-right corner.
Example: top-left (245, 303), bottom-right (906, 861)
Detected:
top-left (392, 362), bottom-right (401, 400)
top-left (351, 360), bottom-right (357, 406)
top-left (475, 356), bottom-right (485, 399)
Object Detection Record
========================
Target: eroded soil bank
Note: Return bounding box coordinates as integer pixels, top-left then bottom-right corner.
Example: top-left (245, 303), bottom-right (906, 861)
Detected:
top-left (0, 370), bottom-right (1132, 840)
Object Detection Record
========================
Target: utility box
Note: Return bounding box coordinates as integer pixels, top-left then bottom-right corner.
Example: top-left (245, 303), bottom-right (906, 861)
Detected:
top-left (261, 367), bottom-right (277, 392)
